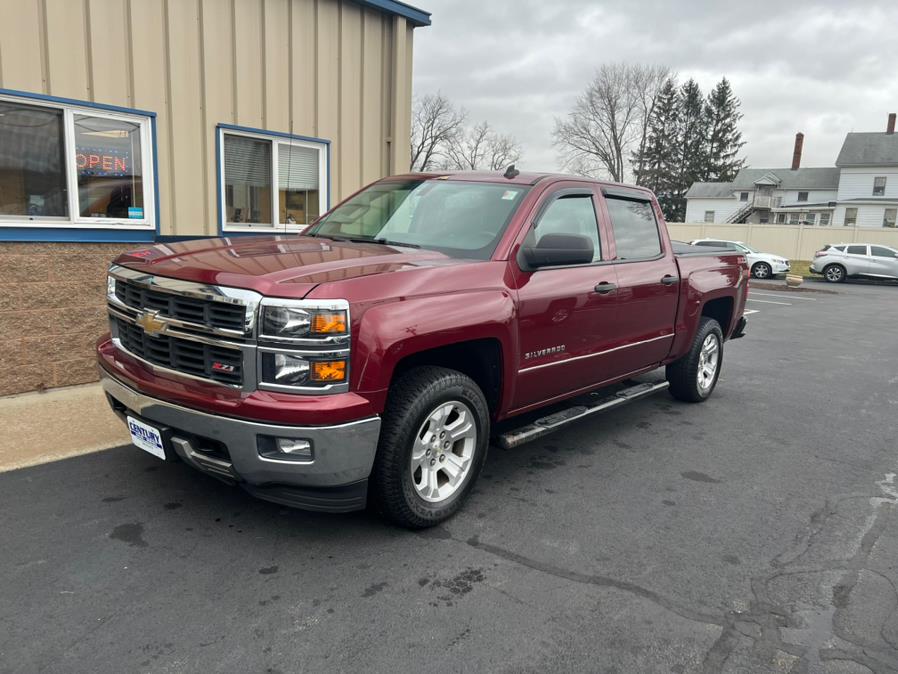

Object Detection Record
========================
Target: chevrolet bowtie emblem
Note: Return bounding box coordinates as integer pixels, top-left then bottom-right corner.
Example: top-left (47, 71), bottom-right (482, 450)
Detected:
top-left (136, 310), bottom-right (167, 337)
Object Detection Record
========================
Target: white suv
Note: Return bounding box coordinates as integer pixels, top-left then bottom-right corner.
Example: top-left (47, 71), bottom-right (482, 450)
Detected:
top-left (810, 243), bottom-right (898, 283)
top-left (689, 239), bottom-right (790, 279)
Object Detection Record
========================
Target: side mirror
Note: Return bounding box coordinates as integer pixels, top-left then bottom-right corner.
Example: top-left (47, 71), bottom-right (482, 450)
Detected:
top-left (519, 233), bottom-right (594, 270)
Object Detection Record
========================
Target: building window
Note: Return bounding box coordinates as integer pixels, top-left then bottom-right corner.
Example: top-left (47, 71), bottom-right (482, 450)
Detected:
top-left (0, 94), bottom-right (154, 229)
top-left (775, 212), bottom-right (786, 224)
top-left (804, 213), bottom-right (816, 225)
top-left (884, 208), bottom-right (897, 228)
top-left (873, 176), bottom-right (886, 197)
top-left (797, 191), bottom-right (808, 202)
top-left (739, 192), bottom-right (749, 202)
top-left (219, 126), bottom-right (328, 231)
top-left (788, 213), bottom-right (800, 224)
top-left (844, 207), bottom-right (858, 226)
top-left (819, 212), bottom-right (831, 226)
top-left (703, 210), bottom-right (715, 223)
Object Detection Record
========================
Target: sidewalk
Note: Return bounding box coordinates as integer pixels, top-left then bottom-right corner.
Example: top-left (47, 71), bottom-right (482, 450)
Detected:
top-left (0, 382), bottom-right (129, 472)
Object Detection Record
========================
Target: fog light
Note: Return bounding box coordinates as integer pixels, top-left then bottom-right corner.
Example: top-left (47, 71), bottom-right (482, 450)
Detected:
top-left (258, 436), bottom-right (314, 462)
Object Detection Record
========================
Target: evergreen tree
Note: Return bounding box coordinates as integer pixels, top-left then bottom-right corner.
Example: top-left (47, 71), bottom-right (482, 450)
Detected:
top-left (635, 77), bottom-right (680, 219)
top-left (704, 77), bottom-right (745, 182)
top-left (670, 79), bottom-right (707, 222)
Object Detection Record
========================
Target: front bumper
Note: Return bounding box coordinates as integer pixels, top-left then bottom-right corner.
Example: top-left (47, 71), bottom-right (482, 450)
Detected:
top-left (100, 369), bottom-right (381, 512)
top-left (773, 261), bottom-right (791, 274)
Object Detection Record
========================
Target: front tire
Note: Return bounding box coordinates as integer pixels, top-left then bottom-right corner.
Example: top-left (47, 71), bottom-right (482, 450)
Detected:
top-left (823, 264), bottom-right (846, 283)
top-left (666, 317), bottom-right (723, 403)
top-left (370, 366), bottom-right (489, 529)
top-left (751, 262), bottom-right (772, 279)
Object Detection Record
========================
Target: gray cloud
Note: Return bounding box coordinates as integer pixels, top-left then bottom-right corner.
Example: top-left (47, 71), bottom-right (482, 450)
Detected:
top-left (413, 0), bottom-right (898, 174)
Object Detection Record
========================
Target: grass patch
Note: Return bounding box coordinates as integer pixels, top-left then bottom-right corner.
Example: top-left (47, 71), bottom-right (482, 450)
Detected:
top-left (789, 260), bottom-right (813, 278)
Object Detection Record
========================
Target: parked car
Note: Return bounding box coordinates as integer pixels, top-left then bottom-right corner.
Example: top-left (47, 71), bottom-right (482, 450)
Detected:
top-left (810, 243), bottom-right (898, 283)
top-left (98, 170), bottom-right (748, 528)
top-left (689, 239), bottom-right (790, 279)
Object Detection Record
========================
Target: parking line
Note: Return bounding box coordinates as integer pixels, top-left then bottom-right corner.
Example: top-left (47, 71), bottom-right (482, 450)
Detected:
top-left (749, 291), bottom-right (816, 301)
top-left (743, 309), bottom-right (759, 315)
top-left (747, 298), bottom-right (792, 305)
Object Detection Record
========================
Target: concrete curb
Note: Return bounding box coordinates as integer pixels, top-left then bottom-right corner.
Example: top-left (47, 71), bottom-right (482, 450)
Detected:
top-left (0, 382), bottom-right (130, 473)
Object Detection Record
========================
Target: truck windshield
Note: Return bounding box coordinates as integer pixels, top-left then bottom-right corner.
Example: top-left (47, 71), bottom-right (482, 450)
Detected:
top-left (305, 180), bottom-right (528, 260)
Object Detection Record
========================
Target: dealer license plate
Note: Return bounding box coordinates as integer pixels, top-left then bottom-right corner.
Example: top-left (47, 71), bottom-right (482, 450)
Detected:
top-left (127, 416), bottom-right (166, 460)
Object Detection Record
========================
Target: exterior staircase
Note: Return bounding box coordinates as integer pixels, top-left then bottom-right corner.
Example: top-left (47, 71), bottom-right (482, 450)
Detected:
top-left (726, 203), bottom-right (754, 223)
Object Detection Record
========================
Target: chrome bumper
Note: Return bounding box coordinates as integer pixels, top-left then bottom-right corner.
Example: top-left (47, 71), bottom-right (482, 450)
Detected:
top-left (100, 370), bottom-right (381, 509)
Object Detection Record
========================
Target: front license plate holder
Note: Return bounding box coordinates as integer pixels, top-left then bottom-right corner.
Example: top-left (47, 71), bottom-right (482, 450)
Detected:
top-left (127, 415), bottom-right (168, 460)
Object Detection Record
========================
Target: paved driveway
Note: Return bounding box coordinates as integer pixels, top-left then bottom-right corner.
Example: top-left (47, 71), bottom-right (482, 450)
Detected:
top-left (2, 281), bottom-right (897, 673)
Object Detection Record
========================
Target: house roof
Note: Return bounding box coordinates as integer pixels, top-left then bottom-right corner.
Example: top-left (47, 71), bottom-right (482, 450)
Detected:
top-left (357, 0), bottom-right (430, 27)
top-left (836, 132), bottom-right (898, 167)
top-left (684, 182), bottom-right (736, 198)
top-left (730, 167), bottom-right (841, 190)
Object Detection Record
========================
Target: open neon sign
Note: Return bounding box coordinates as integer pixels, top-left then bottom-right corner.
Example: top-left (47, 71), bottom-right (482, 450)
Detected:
top-left (76, 150), bottom-right (130, 176)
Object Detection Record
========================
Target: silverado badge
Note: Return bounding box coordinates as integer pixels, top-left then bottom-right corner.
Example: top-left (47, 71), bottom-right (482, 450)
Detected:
top-left (136, 310), bottom-right (167, 337)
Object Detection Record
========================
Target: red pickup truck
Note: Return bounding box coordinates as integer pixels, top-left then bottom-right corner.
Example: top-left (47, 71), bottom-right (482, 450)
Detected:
top-left (98, 170), bottom-right (748, 528)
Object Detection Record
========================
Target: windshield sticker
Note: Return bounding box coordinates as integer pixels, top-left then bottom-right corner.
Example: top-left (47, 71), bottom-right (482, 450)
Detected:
top-left (501, 190), bottom-right (518, 201)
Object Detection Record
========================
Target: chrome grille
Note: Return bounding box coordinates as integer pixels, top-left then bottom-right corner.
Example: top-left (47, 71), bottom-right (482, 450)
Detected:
top-left (113, 316), bottom-right (243, 386)
top-left (114, 277), bottom-right (246, 332)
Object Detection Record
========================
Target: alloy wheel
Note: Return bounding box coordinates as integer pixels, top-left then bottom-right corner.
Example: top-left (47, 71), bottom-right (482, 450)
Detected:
top-left (410, 400), bottom-right (477, 503)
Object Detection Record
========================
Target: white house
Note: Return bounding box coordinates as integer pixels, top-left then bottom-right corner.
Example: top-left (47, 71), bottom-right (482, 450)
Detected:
top-left (685, 114), bottom-right (898, 228)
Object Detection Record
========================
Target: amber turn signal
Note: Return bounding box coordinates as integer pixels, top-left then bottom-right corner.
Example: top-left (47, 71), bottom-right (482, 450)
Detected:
top-left (310, 360), bottom-right (347, 382)
top-left (311, 311), bottom-right (347, 334)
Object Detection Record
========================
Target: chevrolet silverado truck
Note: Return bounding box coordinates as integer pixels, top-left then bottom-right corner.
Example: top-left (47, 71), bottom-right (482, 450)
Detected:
top-left (98, 170), bottom-right (748, 528)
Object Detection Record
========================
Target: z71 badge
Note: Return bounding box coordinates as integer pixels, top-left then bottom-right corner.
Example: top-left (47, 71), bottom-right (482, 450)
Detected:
top-left (524, 345), bottom-right (566, 360)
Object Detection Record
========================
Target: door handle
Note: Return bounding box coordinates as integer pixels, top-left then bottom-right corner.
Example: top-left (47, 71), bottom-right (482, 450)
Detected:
top-left (594, 282), bottom-right (617, 295)
top-left (660, 275), bottom-right (679, 286)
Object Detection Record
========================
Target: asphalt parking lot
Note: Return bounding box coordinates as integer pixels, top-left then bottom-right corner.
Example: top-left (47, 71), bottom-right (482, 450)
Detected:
top-left (2, 278), bottom-right (897, 674)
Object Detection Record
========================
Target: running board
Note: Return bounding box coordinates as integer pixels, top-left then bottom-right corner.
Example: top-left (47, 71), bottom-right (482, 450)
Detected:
top-left (497, 380), bottom-right (669, 450)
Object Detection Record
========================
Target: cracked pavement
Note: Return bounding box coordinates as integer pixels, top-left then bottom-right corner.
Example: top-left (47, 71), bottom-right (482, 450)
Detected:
top-left (1, 279), bottom-right (897, 673)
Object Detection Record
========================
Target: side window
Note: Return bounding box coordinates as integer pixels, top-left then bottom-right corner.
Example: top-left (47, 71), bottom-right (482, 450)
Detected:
top-left (871, 246), bottom-right (896, 258)
top-left (606, 196), bottom-right (662, 260)
top-left (846, 244), bottom-right (868, 255)
top-left (532, 194), bottom-right (601, 262)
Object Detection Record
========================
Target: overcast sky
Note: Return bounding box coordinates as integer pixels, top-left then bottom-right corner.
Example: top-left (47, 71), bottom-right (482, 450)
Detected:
top-left (412, 0), bottom-right (898, 176)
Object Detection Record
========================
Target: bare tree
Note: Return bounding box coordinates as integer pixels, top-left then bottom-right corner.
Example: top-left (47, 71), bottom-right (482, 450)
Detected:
top-left (410, 93), bottom-right (466, 171)
top-left (444, 121), bottom-right (522, 171)
top-left (553, 63), bottom-right (671, 183)
top-left (630, 65), bottom-right (671, 185)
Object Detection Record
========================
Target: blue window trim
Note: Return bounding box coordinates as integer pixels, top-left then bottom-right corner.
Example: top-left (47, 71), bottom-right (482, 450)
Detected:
top-left (0, 88), bottom-right (160, 243)
top-left (216, 123), bottom-right (331, 237)
top-left (356, 0), bottom-right (431, 27)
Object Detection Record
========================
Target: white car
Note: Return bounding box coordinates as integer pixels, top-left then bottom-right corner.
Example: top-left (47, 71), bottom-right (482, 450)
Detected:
top-left (689, 239), bottom-right (790, 279)
top-left (810, 243), bottom-right (898, 283)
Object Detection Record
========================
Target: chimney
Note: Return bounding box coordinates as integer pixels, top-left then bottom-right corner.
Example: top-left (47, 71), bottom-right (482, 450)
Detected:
top-left (791, 132), bottom-right (804, 170)
top-left (888, 113), bottom-right (896, 134)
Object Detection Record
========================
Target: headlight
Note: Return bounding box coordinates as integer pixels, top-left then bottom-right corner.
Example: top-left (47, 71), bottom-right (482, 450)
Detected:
top-left (259, 303), bottom-right (347, 340)
top-left (259, 353), bottom-right (348, 388)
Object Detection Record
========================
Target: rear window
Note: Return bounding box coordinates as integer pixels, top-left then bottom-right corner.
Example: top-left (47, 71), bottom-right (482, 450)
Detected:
top-left (606, 197), bottom-right (662, 260)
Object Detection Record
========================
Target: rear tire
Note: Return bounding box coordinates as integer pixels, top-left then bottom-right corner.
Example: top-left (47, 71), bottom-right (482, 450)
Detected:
top-left (666, 317), bottom-right (723, 403)
top-left (370, 366), bottom-right (489, 529)
top-left (751, 262), bottom-right (772, 279)
top-left (823, 264), bottom-right (846, 283)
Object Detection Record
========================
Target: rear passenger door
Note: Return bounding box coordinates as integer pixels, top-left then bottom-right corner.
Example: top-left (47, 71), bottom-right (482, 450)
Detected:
top-left (599, 188), bottom-right (679, 378)
top-left (844, 244), bottom-right (871, 275)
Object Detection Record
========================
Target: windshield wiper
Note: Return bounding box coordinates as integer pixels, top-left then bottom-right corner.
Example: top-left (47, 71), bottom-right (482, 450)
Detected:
top-left (373, 238), bottom-right (420, 249)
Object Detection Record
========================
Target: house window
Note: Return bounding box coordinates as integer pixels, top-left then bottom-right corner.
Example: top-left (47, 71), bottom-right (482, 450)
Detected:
top-left (704, 210), bottom-right (715, 223)
top-left (775, 213), bottom-right (786, 224)
top-left (797, 191), bottom-right (808, 202)
top-left (788, 213), bottom-right (800, 224)
top-left (0, 94), bottom-right (154, 228)
top-left (844, 207), bottom-right (857, 226)
top-left (804, 213), bottom-right (816, 225)
top-left (884, 208), bottom-right (897, 228)
top-left (819, 212), bottom-right (831, 226)
top-left (873, 176), bottom-right (886, 197)
top-left (220, 126), bottom-right (328, 231)
top-left (739, 192), bottom-right (749, 202)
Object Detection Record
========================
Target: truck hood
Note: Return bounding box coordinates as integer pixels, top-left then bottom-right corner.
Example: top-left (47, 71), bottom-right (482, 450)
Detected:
top-left (115, 235), bottom-right (463, 298)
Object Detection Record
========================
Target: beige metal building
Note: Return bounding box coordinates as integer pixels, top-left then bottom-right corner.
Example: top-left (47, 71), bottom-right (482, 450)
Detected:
top-left (0, 0), bottom-right (429, 396)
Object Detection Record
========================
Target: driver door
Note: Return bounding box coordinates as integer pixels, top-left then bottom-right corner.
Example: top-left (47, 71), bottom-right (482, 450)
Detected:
top-left (511, 185), bottom-right (620, 412)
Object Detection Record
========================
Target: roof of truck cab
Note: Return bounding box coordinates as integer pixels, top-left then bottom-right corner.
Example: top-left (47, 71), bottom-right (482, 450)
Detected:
top-left (385, 171), bottom-right (656, 191)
